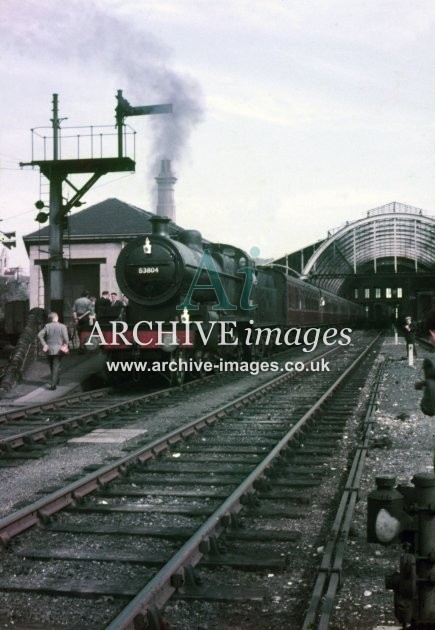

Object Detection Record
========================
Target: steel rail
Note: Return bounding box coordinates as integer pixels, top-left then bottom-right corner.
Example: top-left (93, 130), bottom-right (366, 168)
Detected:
top-left (106, 335), bottom-right (381, 630)
top-left (0, 364), bottom-right (232, 451)
top-left (0, 372), bottom-right (210, 424)
top-left (0, 364), bottom-right (224, 427)
top-left (0, 387), bottom-right (175, 452)
top-left (0, 387), bottom-right (111, 423)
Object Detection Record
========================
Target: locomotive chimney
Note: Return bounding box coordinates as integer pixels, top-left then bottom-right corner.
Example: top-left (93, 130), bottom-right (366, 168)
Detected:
top-left (150, 215), bottom-right (170, 236)
top-left (155, 159), bottom-right (177, 221)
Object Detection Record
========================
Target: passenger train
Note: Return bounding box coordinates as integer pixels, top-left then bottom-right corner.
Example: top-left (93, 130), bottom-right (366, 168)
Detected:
top-left (82, 216), bottom-right (364, 383)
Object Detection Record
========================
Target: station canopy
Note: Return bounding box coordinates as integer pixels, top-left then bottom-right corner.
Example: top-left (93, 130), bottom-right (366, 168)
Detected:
top-left (291, 202), bottom-right (435, 295)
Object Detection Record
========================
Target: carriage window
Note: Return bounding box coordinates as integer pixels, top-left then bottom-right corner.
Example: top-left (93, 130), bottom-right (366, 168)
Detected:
top-left (385, 288), bottom-right (392, 298)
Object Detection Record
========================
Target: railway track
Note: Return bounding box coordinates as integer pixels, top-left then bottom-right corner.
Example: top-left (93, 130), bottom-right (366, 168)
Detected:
top-left (0, 343), bottom-right (349, 463)
top-left (0, 334), bottom-right (382, 629)
top-left (0, 383), bottom-right (186, 462)
top-left (301, 356), bottom-right (385, 629)
top-left (0, 386), bottom-right (112, 457)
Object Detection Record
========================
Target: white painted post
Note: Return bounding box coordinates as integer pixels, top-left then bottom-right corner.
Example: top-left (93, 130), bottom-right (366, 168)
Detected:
top-left (408, 344), bottom-right (414, 367)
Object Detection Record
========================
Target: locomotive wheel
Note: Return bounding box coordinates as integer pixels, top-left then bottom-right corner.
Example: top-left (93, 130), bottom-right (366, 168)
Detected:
top-left (235, 342), bottom-right (245, 363)
top-left (193, 350), bottom-right (208, 379)
top-left (131, 344), bottom-right (142, 384)
top-left (170, 349), bottom-right (186, 386)
top-left (104, 351), bottom-right (128, 386)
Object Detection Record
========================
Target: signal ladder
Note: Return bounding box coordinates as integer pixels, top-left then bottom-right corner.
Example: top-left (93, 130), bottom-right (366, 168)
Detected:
top-left (36, 172), bottom-right (50, 309)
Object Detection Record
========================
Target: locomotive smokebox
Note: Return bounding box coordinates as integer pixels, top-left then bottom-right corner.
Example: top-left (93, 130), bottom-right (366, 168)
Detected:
top-left (155, 158), bottom-right (177, 221)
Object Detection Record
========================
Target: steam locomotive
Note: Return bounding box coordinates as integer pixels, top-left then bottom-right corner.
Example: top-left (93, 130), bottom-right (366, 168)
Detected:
top-left (83, 216), bottom-right (364, 384)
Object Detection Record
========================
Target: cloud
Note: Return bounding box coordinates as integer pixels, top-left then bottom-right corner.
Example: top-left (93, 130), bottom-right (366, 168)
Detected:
top-left (1, 0), bottom-right (204, 174)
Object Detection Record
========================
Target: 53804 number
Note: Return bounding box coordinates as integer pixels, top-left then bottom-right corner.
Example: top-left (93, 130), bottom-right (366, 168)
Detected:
top-left (138, 267), bottom-right (159, 274)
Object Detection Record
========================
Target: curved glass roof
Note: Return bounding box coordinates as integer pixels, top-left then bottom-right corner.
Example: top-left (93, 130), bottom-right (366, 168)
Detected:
top-left (300, 202), bottom-right (435, 294)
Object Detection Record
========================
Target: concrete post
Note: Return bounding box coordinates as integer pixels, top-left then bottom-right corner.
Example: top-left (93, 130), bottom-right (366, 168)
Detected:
top-left (408, 344), bottom-right (414, 367)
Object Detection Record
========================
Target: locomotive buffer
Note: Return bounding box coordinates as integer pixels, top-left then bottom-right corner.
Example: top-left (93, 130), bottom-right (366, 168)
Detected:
top-left (20, 91), bottom-right (172, 318)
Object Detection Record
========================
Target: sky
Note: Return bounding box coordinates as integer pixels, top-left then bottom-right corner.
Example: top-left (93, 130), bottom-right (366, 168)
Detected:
top-left (1, 0), bottom-right (435, 271)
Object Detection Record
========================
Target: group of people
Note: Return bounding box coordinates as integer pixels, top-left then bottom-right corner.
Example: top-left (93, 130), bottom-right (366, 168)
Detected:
top-left (73, 290), bottom-right (126, 331)
top-left (72, 290), bottom-right (127, 350)
top-left (37, 289), bottom-right (127, 389)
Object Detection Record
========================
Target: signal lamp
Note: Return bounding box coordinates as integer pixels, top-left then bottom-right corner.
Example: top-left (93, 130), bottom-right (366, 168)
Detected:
top-left (35, 211), bottom-right (49, 223)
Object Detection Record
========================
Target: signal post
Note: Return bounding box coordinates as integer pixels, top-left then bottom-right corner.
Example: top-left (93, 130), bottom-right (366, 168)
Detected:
top-left (20, 92), bottom-right (171, 319)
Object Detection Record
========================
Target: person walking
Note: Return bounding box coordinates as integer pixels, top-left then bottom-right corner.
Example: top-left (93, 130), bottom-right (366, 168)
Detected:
top-left (403, 315), bottom-right (417, 359)
top-left (37, 312), bottom-right (69, 390)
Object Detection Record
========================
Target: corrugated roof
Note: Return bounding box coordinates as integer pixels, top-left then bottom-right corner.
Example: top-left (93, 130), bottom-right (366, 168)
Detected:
top-left (272, 202), bottom-right (435, 295)
top-left (296, 202), bottom-right (435, 294)
top-left (23, 198), bottom-right (180, 246)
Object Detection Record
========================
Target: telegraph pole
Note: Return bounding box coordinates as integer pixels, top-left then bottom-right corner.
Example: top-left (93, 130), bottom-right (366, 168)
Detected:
top-left (48, 94), bottom-right (64, 318)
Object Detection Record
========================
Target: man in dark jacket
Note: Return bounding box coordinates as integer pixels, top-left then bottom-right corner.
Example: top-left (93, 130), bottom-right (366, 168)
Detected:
top-left (95, 290), bottom-right (111, 325)
top-left (109, 292), bottom-right (125, 320)
top-left (38, 312), bottom-right (69, 390)
top-left (403, 316), bottom-right (417, 359)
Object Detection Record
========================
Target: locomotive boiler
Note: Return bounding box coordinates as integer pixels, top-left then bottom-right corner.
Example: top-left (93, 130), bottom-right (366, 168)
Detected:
top-left (83, 214), bottom-right (364, 384)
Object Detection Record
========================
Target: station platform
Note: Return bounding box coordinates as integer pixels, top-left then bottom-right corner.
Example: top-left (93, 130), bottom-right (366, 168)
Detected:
top-left (0, 349), bottom-right (107, 409)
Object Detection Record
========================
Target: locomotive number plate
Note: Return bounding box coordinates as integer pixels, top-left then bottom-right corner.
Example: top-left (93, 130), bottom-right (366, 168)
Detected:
top-left (138, 266), bottom-right (159, 274)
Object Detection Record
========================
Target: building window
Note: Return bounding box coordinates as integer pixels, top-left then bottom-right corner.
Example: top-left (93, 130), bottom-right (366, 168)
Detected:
top-left (375, 288), bottom-right (381, 298)
top-left (397, 287), bottom-right (402, 298)
top-left (386, 288), bottom-right (392, 298)
top-left (365, 288), bottom-right (370, 299)
top-left (354, 288), bottom-right (358, 299)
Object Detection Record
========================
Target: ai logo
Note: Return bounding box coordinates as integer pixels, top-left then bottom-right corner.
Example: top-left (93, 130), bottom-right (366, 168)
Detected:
top-left (176, 248), bottom-right (257, 312)
top-left (143, 237), bottom-right (152, 254)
